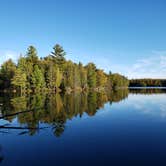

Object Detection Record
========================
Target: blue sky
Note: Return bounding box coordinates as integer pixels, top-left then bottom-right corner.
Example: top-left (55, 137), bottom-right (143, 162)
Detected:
top-left (0, 0), bottom-right (166, 78)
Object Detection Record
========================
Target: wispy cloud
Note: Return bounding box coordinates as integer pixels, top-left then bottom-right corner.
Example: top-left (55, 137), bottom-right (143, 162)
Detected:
top-left (127, 94), bottom-right (166, 118)
top-left (112, 51), bottom-right (166, 79)
top-left (78, 50), bottom-right (166, 79)
top-left (0, 50), bottom-right (19, 66)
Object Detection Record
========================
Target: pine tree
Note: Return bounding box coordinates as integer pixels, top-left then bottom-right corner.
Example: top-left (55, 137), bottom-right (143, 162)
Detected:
top-left (55, 67), bottom-right (62, 88)
top-left (18, 55), bottom-right (33, 90)
top-left (73, 64), bottom-right (81, 89)
top-left (45, 62), bottom-right (62, 91)
top-left (86, 63), bottom-right (97, 88)
top-left (51, 44), bottom-right (66, 71)
top-left (96, 69), bottom-right (107, 87)
top-left (79, 62), bottom-right (87, 89)
top-left (31, 65), bottom-right (45, 90)
top-left (26, 46), bottom-right (38, 64)
top-left (0, 59), bottom-right (16, 89)
top-left (63, 61), bottom-right (74, 89)
top-left (11, 69), bottom-right (27, 93)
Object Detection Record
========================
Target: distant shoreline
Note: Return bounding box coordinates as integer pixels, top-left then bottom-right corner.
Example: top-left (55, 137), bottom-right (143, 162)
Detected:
top-left (129, 87), bottom-right (166, 89)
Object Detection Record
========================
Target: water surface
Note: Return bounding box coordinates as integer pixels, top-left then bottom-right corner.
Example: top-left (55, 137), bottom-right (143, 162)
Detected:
top-left (0, 89), bottom-right (166, 166)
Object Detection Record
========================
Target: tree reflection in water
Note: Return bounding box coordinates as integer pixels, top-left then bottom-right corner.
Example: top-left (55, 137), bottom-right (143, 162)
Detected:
top-left (0, 90), bottom-right (130, 137)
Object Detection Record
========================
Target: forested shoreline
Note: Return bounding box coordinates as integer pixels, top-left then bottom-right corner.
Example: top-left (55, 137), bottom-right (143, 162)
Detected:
top-left (0, 44), bottom-right (129, 93)
top-left (1, 44), bottom-right (165, 93)
top-left (129, 79), bottom-right (166, 87)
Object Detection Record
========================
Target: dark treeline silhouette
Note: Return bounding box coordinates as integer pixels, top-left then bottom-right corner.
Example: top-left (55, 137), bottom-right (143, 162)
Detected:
top-left (0, 44), bottom-right (129, 93)
top-left (130, 79), bottom-right (166, 87)
top-left (0, 90), bottom-right (128, 137)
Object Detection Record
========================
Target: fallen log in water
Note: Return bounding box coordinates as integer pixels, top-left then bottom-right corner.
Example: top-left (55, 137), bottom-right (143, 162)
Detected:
top-left (0, 108), bottom-right (42, 120)
top-left (0, 108), bottom-right (49, 131)
top-left (0, 125), bottom-right (46, 130)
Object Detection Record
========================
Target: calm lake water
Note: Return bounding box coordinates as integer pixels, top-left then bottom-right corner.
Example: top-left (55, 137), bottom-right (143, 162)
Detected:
top-left (0, 89), bottom-right (166, 166)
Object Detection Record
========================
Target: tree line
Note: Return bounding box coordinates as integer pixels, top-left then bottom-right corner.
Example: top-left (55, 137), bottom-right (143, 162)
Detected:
top-left (0, 44), bottom-right (129, 93)
top-left (129, 79), bottom-right (166, 87)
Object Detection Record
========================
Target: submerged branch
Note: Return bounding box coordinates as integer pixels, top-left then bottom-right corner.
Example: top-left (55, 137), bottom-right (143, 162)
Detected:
top-left (0, 125), bottom-right (47, 130)
top-left (0, 108), bottom-right (42, 120)
top-left (0, 108), bottom-right (48, 130)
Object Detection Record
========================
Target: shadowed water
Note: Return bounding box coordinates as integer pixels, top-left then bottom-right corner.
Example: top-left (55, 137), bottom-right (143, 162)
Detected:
top-left (0, 89), bottom-right (166, 165)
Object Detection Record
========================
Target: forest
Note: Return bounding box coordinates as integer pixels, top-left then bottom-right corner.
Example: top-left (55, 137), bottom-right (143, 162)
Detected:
top-left (0, 44), bottom-right (129, 93)
top-left (129, 79), bottom-right (166, 87)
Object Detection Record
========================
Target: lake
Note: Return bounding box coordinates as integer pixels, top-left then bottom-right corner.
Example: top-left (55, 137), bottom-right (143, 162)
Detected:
top-left (0, 89), bottom-right (166, 166)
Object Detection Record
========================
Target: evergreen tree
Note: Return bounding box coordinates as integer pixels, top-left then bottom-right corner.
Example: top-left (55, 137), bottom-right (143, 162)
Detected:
top-left (11, 68), bottom-right (27, 92)
top-left (79, 62), bottom-right (87, 89)
top-left (73, 64), bottom-right (81, 88)
top-left (63, 61), bottom-right (74, 89)
top-left (51, 44), bottom-right (66, 70)
top-left (86, 63), bottom-right (97, 88)
top-left (96, 69), bottom-right (107, 87)
top-left (45, 62), bottom-right (62, 90)
top-left (109, 73), bottom-right (129, 89)
top-left (18, 55), bottom-right (33, 89)
top-left (26, 46), bottom-right (38, 64)
top-left (0, 59), bottom-right (16, 89)
top-left (55, 67), bottom-right (62, 88)
top-left (31, 65), bottom-right (45, 90)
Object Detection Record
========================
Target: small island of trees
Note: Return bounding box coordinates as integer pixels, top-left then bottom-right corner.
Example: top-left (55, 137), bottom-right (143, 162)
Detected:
top-left (0, 44), bottom-right (129, 93)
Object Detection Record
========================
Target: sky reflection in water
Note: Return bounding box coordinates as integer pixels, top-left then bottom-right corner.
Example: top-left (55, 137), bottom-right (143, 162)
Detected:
top-left (0, 89), bottom-right (166, 166)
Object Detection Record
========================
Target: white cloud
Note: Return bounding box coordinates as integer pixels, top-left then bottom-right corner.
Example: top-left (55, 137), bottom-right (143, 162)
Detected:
top-left (122, 94), bottom-right (166, 118)
top-left (80, 52), bottom-right (166, 79)
top-left (0, 50), bottom-right (19, 66)
top-left (111, 51), bottom-right (166, 79)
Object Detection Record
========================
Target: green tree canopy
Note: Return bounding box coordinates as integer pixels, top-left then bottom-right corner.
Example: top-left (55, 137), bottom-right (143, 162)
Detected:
top-left (86, 63), bottom-right (97, 88)
top-left (11, 68), bottom-right (27, 92)
top-left (51, 44), bottom-right (66, 68)
top-left (26, 46), bottom-right (38, 64)
top-left (0, 59), bottom-right (16, 89)
top-left (31, 65), bottom-right (45, 90)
